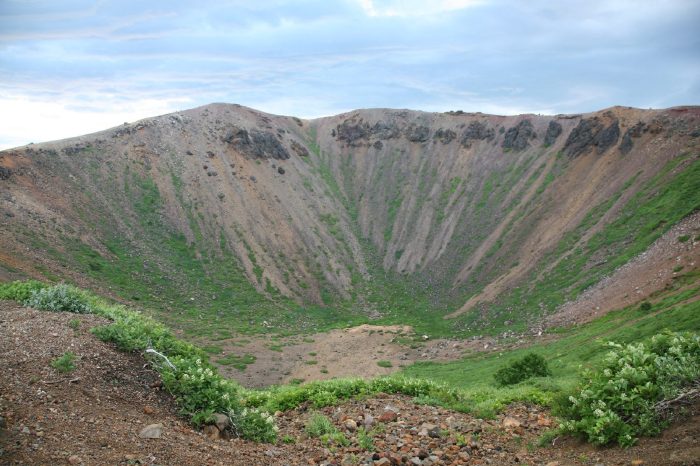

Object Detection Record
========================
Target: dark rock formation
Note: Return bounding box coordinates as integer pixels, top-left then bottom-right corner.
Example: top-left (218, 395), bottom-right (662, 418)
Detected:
top-left (336, 119), bottom-right (370, 146)
top-left (502, 120), bottom-right (536, 151)
top-left (595, 120), bottom-right (620, 154)
top-left (291, 140), bottom-right (309, 157)
top-left (619, 122), bottom-right (646, 154)
top-left (433, 129), bottom-right (456, 145)
top-left (222, 127), bottom-right (290, 160)
top-left (371, 121), bottom-right (401, 140)
top-left (0, 166), bottom-right (12, 180)
top-left (404, 125), bottom-right (430, 143)
top-left (277, 166), bottom-right (285, 175)
top-left (543, 121), bottom-right (562, 147)
top-left (460, 121), bottom-right (495, 148)
top-left (564, 117), bottom-right (620, 157)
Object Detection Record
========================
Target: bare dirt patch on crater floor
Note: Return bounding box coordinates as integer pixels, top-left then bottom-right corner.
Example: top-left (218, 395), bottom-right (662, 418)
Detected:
top-left (211, 324), bottom-right (502, 388)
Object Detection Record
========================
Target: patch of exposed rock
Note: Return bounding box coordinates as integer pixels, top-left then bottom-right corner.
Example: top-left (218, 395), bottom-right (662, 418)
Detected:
top-left (543, 120), bottom-right (563, 147)
top-left (564, 116), bottom-right (620, 157)
top-left (222, 126), bottom-right (291, 160)
top-left (459, 121), bottom-right (495, 148)
top-left (502, 119), bottom-right (536, 151)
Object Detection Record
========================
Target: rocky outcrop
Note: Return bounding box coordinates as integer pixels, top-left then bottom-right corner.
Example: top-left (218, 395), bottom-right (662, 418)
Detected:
top-left (433, 128), bottom-right (456, 145)
top-left (619, 122), bottom-right (646, 155)
top-left (336, 119), bottom-right (371, 146)
top-left (543, 121), bottom-right (562, 147)
top-left (460, 121), bottom-right (494, 148)
top-left (222, 127), bottom-right (290, 160)
top-left (502, 120), bottom-right (536, 151)
top-left (404, 125), bottom-right (430, 143)
top-left (564, 117), bottom-right (620, 157)
top-left (0, 166), bottom-right (12, 180)
top-left (291, 140), bottom-right (309, 157)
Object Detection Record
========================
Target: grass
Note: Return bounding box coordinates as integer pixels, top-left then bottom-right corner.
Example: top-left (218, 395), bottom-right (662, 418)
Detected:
top-left (377, 360), bottom-right (393, 368)
top-left (217, 353), bottom-right (256, 371)
top-left (401, 279), bottom-right (700, 416)
top-left (51, 352), bottom-right (76, 373)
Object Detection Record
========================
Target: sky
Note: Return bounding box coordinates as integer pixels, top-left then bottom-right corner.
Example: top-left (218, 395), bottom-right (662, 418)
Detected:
top-left (0, 0), bottom-right (699, 149)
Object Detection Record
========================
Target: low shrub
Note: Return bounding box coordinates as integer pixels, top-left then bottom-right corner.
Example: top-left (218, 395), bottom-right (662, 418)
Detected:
top-left (494, 353), bottom-right (551, 386)
top-left (559, 332), bottom-right (700, 446)
top-left (0, 280), bottom-right (47, 301)
top-left (305, 413), bottom-right (336, 438)
top-left (228, 407), bottom-right (278, 443)
top-left (25, 284), bottom-right (93, 314)
top-left (51, 351), bottom-right (76, 373)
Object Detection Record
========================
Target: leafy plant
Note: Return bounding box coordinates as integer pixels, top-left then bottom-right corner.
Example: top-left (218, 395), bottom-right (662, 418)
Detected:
top-left (377, 360), bottom-right (393, 368)
top-left (25, 284), bottom-right (92, 313)
top-left (228, 407), bottom-right (278, 443)
top-left (494, 353), bottom-right (551, 386)
top-left (357, 427), bottom-right (374, 451)
top-left (305, 413), bottom-right (335, 438)
top-left (0, 280), bottom-right (46, 301)
top-left (559, 332), bottom-right (700, 446)
top-left (68, 318), bottom-right (81, 330)
top-left (51, 352), bottom-right (76, 373)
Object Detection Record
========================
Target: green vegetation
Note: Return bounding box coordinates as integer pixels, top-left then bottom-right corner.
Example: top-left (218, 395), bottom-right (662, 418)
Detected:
top-left (5, 279), bottom-right (699, 449)
top-left (0, 280), bottom-right (47, 301)
top-left (217, 353), bottom-right (256, 371)
top-left (377, 360), bottom-right (393, 368)
top-left (402, 280), bottom-right (700, 416)
top-left (51, 351), bottom-right (76, 373)
top-left (25, 284), bottom-right (93, 314)
top-left (494, 353), bottom-right (550, 386)
top-left (68, 318), bottom-right (81, 331)
top-left (560, 332), bottom-right (700, 446)
top-left (305, 413), bottom-right (335, 438)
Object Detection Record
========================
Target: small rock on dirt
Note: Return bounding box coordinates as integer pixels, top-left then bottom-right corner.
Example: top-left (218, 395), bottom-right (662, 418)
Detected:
top-left (502, 416), bottom-right (521, 428)
top-left (203, 424), bottom-right (220, 440)
top-left (212, 413), bottom-right (230, 431)
top-left (138, 423), bottom-right (163, 439)
top-left (68, 455), bottom-right (81, 464)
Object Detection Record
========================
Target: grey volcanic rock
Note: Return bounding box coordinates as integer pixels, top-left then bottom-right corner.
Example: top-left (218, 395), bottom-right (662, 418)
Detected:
top-left (564, 117), bottom-right (620, 157)
top-left (371, 121), bottom-right (401, 139)
top-left (543, 121), bottom-right (562, 147)
top-left (223, 126), bottom-right (290, 160)
top-left (620, 122), bottom-right (646, 154)
top-left (404, 124), bottom-right (430, 143)
top-left (336, 118), bottom-right (371, 146)
top-left (595, 120), bottom-right (620, 154)
top-left (433, 128), bottom-right (456, 144)
top-left (460, 121), bottom-right (494, 147)
top-left (502, 120), bottom-right (536, 151)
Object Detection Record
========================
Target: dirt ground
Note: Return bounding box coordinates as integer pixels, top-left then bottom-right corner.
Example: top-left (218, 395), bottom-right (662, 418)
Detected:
top-left (209, 324), bottom-right (503, 388)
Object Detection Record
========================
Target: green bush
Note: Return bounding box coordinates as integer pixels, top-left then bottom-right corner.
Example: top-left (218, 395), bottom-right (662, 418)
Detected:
top-left (25, 284), bottom-right (93, 314)
top-left (305, 413), bottom-right (335, 438)
top-left (639, 301), bottom-right (652, 312)
top-left (0, 280), bottom-right (47, 301)
top-left (51, 351), bottom-right (76, 373)
top-left (494, 353), bottom-right (551, 386)
top-left (377, 360), bottom-right (393, 368)
top-left (560, 332), bottom-right (700, 446)
top-left (228, 407), bottom-right (278, 443)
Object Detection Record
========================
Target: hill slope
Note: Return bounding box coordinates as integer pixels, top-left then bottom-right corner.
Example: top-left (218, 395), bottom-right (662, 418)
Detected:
top-left (0, 104), bottom-right (699, 337)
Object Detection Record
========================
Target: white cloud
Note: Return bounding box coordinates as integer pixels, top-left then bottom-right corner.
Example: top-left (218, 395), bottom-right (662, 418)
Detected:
top-left (357, 0), bottom-right (483, 17)
top-left (0, 94), bottom-right (192, 150)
